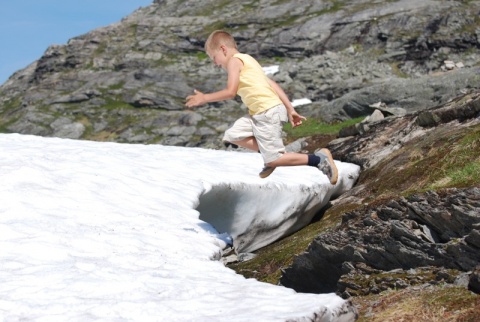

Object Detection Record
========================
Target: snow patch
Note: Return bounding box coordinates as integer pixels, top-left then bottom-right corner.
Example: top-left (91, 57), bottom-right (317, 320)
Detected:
top-left (263, 65), bottom-right (280, 75)
top-left (0, 133), bottom-right (358, 321)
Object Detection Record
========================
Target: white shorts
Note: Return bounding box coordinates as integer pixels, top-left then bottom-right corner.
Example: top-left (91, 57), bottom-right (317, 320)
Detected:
top-left (223, 104), bottom-right (288, 164)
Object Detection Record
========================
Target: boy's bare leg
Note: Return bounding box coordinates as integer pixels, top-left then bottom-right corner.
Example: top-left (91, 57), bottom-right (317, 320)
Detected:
top-left (262, 153), bottom-right (308, 179)
top-left (266, 153), bottom-right (308, 167)
top-left (269, 151), bottom-right (337, 184)
top-left (230, 139), bottom-right (309, 166)
top-left (231, 137), bottom-right (259, 152)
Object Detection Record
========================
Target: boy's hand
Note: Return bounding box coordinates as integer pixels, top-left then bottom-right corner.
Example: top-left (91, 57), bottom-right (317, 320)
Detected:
top-left (185, 89), bottom-right (206, 108)
top-left (289, 110), bottom-right (307, 127)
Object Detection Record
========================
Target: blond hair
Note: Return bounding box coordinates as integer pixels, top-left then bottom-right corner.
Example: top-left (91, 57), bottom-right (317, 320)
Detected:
top-left (205, 30), bottom-right (237, 52)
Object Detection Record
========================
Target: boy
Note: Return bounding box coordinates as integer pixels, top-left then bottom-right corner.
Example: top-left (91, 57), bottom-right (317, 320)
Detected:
top-left (185, 30), bottom-right (338, 184)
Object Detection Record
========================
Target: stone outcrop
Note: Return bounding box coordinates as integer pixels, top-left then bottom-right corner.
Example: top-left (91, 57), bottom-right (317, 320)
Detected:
top-left (280, 187), bottom-right (480, 295)
top-left (329, 92), bottom-right (480, 170)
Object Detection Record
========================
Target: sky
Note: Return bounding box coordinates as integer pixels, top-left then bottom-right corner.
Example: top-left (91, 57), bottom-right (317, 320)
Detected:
top-left (0, 133), bottom-right (358, 321)
top-left (0, 0), bottom-right (153, 85)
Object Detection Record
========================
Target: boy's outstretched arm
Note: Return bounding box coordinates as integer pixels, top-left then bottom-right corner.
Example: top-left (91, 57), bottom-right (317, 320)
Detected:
top-left (267, 78), bottom-right (306, 127)
top-left (185, 57), bottom-right (243, 108)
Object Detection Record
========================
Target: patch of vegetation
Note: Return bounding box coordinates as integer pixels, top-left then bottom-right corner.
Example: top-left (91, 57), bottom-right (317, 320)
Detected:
top-left (107, 81), bottom-right (126, 91)
top-left (229, 202), bottom-right (360, 285)
top-left (271, 0), bottom-right (294, 5)
top-left (428, 126), bottom-right (480, 190)
top-left (196, 52), bottom-right (209, 61)
top-left (313, 0), bottom-right (346, 16)
top-left (344, 267), bottom-right (460, 297)
top-left (153, 54), bottom-right (178, 67)
top-left (129, 24), bottom-right (139, 36)
top-left (229, 224), bottom-right (316, 284)
top-left (0, 96), bottom-right (22, 114)
top-left (193, 0), bottom-right (231, 16)
top-left (0, 118), bottom-right (18, 133)
top-left (455, 9), bottom-right (480, 33)
top-left (86, 130), bottom-right (118, 142)
top-left (352, 43), bottom-right (364, 53)
top-left (354, 285), bottom-right (480, 321)
top-left (201, 21), bottom-right (228, 37)
top-left (93, 42), bottom-right (108, 57)
top-left (102, 98), bottom-right (135, 110)
top-left (367, 47), bottom-right (386, 57)
top-left (354, 122), bottom-right (480, 203)
top-left (390, 62), bottom-right (409, 78)
top-left (241, 2), bottom-right (260, 11)
top-left (0, 96), bottom-right (24, 133)
top-left (283, 116), bottom-right (365, 140)
top-left (273, 56), bottom-right (286, 63)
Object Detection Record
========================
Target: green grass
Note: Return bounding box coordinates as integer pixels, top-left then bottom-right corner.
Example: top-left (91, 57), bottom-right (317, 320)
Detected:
top-left (314, 0), bottom-right (346, 16)
top-left (229, 201), bottom-right (359, 285)
top-left (449, 161), bottom-right (480, 184)
top-left (283, 116), bottom-right (365, 139)
top-left (196, 52), bottom-right (209, 61)
top-left (356, 122), bottom-right (480, 201)
top-left (355, 285), bottom-right (480, 321)
top-left (0, 96), bottom-right (21, 113)
top-left (108, 81), bottom-right (125, 91)
top-left (390, 62), bottom-right (409, 78)
top-left (427, 126), bottom-right (480, 189)
top-left (0, 96), bottom-right (23, 133)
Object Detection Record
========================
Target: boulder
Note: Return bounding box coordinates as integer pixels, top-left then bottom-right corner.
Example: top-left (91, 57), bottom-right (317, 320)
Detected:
top-left (468, 267), bottom-right (480, 294)
top-left (280, 187), bottom-right (480, 294)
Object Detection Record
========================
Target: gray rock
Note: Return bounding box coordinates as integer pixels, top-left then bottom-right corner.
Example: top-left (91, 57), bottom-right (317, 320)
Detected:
top-left (7, 119), bottom-right (50, 136)
top-left (331, 92), bottom-right (480, 170)
top-left (179, 112), bottom-right (203, 126)
top-left (454, 272), bottom-right (471, 288)
top-left (465, 230), bottom-right (480, 248)
top-left (416, 111), bottom-right (442, 127)
top-left (468, 267), bottom-right (480, 294)
top-left (53, 122), bottom-right (85, 139)
top-left (166, 125), bottom-right (196, 137)
top-left (338, 109), bottom-right (384, 137)
top-left (286, 138), bottom-right (308, 153)
top-left (195, 127), bottom-right (216, 137)
top-left (48, 93), bottom-right (91, 104)
top-left (281, 187), bottom-right (480, 294)
top-left (310, 69), bottom-right (480, 123)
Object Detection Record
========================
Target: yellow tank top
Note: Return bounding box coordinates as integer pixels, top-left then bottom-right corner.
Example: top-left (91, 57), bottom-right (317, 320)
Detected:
top-left (234, 53), bottom-right (282, 115)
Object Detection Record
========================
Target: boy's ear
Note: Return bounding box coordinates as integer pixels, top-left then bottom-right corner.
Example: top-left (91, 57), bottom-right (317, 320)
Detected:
top-left (220, 45), bottom-right (228, 56)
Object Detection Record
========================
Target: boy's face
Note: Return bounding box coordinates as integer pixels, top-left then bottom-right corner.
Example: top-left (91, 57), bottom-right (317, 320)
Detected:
top-left (207, 46), bottom-right (227, 70)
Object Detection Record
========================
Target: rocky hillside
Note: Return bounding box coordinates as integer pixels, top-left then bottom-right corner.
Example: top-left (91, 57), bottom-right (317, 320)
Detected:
top-left (1, 0), bottom-right (479, 320)
top-left (1, 0), bottom-right (479, 146)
